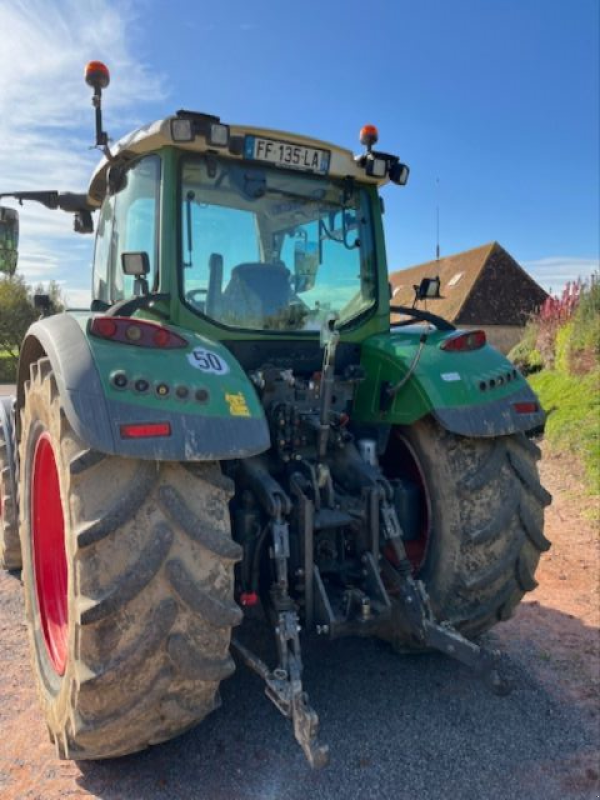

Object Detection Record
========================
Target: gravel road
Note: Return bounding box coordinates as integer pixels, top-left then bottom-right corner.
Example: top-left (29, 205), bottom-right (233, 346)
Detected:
top-left (0, 425), bottom-right (598, 799)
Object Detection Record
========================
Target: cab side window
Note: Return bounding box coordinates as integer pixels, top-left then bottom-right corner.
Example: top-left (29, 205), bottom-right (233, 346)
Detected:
top-left (92, 155), bottom-right (161, 305)
top-left (92, 195), bottom-right (114, 305)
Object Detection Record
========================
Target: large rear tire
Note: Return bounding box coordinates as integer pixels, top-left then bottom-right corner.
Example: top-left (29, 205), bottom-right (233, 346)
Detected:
top-left (19, 358), bottom-right (242, 759)
top-left (0, 399), bottom-right (20, 570)
top-left (380, 417), bottom-right (551, 649)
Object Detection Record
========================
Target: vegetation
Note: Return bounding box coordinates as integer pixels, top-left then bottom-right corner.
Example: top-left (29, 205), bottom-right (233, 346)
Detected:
top-left (0, 277), bottom-right (66, 382)
top-left (510, 276), bottom-right (600, 492)
top-left (0, 276), bottom-right (38, 375)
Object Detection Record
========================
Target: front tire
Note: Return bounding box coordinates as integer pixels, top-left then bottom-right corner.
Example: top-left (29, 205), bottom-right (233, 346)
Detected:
top-left (19, 358), bottom-right (242, 759)
top-left (380, 417), bottom-right (551, 648)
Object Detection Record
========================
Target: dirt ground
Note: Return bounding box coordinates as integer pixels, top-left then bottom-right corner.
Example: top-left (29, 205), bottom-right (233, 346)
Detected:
top-left (495, 443), bottom-right (600, 796)
top-left (0, 440), bottom-right (598, 799)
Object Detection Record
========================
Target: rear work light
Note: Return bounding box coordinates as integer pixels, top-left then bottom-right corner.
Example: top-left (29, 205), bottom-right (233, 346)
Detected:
top-left (120, 422), bottom-right (171, 439)
top-left (440, 330), bottom-right (487, 352)
top-left (90, 317), bottom-right (188, 349)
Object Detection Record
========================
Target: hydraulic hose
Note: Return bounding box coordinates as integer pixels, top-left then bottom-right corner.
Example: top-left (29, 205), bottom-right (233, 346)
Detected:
top-left (386, 331), bottom-right (428, 399)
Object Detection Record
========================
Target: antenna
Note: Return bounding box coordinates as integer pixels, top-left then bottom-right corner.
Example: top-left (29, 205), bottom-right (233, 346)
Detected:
top-left (435, 177), bottom-right (440, 261)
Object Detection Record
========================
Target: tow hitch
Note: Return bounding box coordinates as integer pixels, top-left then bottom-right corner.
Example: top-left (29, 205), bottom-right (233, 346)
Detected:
top-left (232, 532), bottom-right (509, 769)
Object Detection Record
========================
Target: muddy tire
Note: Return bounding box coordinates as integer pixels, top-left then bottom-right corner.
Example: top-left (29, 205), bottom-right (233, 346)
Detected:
top-left (0, 399), bottom-right (20, 570)
top-left (381, 417), bottom-right (551, 648)
top-left (19, 358), bottom-right (242, 759)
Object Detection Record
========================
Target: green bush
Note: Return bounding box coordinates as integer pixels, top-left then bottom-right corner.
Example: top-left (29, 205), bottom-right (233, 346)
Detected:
top-left (530, 368), bottom-right (600, 494)
top-left (569, 277), bottom-right (600, 367)
top-left (521, 277), bottom-right (600, 494)
top-left (508, 321), bottom-right (541, 373)
top-left (554, 321), bottom-right (573, 374)
top-left (0, 351), bottom-right (16, 383)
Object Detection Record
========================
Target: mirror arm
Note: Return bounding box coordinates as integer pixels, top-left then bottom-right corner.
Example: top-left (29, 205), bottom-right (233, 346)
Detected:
top-left (0, 191), bottom-right (93, 213)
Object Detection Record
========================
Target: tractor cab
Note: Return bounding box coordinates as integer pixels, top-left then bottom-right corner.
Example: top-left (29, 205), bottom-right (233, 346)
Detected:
top-left (86, 108), bottom-right (409, 355)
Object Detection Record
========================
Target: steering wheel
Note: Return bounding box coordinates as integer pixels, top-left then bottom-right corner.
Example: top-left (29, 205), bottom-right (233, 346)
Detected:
top-left (186, 289), bottom-right (207, 308)
top-left (389, 305), bottom-right (455, 331)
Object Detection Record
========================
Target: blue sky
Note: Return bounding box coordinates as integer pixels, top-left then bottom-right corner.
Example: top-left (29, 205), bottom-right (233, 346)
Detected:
top-left (0, 0), bottom-right (598, 306)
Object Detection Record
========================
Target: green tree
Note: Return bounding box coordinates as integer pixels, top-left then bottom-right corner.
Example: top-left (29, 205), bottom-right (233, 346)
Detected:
top-left (0, 276), bottom-right (37, 368)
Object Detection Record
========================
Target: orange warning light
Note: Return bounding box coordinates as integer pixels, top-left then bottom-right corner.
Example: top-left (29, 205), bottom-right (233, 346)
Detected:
top-left (359, 124), bottom-right (379, 149)
top-left (85, 61), bottom-right (110, 91)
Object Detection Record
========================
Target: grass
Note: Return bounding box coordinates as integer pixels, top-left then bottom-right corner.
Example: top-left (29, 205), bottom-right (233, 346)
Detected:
top-left (529, 368), bottom-right (600, 494)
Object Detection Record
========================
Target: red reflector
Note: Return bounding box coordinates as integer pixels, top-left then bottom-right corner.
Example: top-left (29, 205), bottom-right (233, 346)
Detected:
top-left (240, 591), bottom-right (259, 607)
top-left (441, 330), bottom-right (487, 352)
top-left (119, 422), bottom-right (171, 439)
top-left (153, 328), bottom-right (171, 347)
top-left (514, 402), bottom-right (539, 414)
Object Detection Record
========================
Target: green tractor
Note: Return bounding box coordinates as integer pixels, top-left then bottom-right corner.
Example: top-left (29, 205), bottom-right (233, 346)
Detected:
top-left (0, 62), bottom-right (550, 767)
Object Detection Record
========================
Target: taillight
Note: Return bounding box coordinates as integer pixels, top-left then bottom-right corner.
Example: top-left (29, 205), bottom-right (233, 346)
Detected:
top-left (440, 330), bottom-right (486, 352)
top-left (119, 422), bottom-right (171, 439)
top-left (90, 317), bottom-right (188, 349)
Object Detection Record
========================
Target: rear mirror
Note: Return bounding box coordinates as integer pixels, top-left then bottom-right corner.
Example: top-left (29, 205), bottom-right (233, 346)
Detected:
top-left (121, 252), bottom-right (150, 277)
top-left (293, 238), bottom-right (319, 293)
top-left (121, 252), bottom-right (150, 296)
top-left (0, 206), bottom-right (19, 276)
top-left (414, 276), bottom-right (441, 301)
top-left (34, 293), bottom-right (51, 317)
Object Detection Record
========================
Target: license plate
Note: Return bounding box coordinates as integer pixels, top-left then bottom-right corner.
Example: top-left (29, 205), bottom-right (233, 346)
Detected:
top-left (244, 135), bottom-right (330, 174)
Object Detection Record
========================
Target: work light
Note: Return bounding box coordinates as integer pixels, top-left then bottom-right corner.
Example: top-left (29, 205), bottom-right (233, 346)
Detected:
top-left (170, 118), bottom-right (194, 142)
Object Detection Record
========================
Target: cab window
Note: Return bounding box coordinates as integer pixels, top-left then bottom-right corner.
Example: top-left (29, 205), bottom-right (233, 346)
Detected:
top-left (93, 155), bottom-right (161, 305)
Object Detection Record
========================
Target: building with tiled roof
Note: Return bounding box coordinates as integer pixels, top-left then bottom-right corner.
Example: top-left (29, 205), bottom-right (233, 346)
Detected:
top-left (389, 242), bottom-right (548, 353)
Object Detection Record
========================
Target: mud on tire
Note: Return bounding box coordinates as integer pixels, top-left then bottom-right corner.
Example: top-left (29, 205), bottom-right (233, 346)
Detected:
top-left (19, 358), bottom-right (242, 759)
top-left (381, 417), bottom-right (551, 648)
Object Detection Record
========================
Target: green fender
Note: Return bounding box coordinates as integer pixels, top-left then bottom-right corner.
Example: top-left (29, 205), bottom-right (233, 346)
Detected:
top-left (353, 327), bottom-right (546, 437)
top-left (17, 313), bottom-right (270, 460)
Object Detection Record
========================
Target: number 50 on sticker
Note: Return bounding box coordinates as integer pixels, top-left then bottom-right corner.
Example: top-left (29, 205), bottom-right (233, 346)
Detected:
top-left (187, 348), bottom-right (230, 375)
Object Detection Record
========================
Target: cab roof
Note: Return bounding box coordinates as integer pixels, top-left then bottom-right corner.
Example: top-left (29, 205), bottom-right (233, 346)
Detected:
top-left (87, 113), bottom-right (389, 206)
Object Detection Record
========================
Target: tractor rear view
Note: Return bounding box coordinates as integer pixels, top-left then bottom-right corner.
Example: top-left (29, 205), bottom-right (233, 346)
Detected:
top-left (0, 62), bottom-right (550, 767)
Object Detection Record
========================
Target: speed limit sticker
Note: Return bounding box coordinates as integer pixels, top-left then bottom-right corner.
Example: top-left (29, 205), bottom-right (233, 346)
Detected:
top-left (187, 348), bottom-right (230, 375)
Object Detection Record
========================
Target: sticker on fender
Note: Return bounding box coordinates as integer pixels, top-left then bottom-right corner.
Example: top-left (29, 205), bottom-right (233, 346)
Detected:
top-left (225, 392), bottom-right (250, 417)
top-left (187, 348), bottom-right (230, 374)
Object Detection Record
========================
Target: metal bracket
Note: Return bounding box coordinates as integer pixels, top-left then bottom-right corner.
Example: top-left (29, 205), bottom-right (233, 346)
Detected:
top-left (380, 496), bottom-right (404, 542)
top-left (380, 538), bottom-right (510, 695)
top-left (231, 619), bottom-right (330, 768)
top-left (231, 484), bottom-right (330, 768)
top-left (422, 616), bottom-right (509, 695)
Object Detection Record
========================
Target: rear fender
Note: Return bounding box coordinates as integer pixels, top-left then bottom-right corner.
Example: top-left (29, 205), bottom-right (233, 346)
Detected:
top-left (353, 328), bottom-right (546, 437)
top-left (17, 313), bottom-right (270, 460)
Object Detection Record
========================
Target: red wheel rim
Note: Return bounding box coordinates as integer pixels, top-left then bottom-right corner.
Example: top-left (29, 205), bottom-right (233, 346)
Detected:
top-left (32, 432), bottom-right (68, 675)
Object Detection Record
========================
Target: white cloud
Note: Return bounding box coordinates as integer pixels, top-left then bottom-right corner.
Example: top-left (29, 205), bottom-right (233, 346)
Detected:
top-left (62, 287), bottom-right (93, 309)
top-left (0, 0), bottom-right (166, 299)
top-left (522, 256), bottom-right (599, 295)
